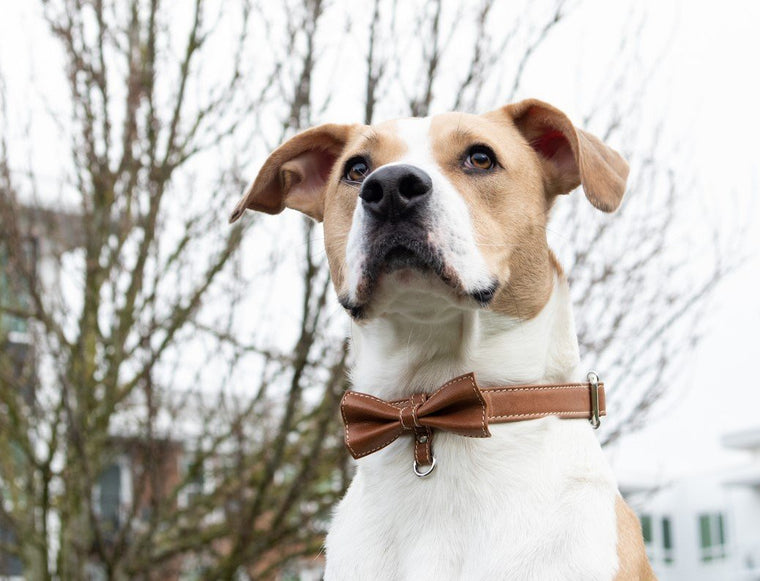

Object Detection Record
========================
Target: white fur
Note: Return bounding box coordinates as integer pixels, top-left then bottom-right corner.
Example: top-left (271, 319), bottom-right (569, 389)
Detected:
top-left (324, 120), bottom-right (621, 580)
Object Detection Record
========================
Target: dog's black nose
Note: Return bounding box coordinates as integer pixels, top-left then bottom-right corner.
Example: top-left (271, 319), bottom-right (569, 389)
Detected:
top-left (360, 164), bottom-right (432, 221)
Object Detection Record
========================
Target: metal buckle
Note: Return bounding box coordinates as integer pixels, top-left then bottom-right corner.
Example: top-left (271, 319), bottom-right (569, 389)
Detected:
top-left (587, 371), bottom-right (601, 429)
top-left (413, 456), bottom-right (437, 478)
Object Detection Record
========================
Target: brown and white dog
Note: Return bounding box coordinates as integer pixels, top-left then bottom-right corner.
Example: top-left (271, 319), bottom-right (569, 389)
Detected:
top-left (230, 100), bottom-right (655, 580)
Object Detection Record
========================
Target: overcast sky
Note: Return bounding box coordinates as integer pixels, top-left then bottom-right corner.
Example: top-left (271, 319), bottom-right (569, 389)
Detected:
top-left (517, 0), bottom-right (760, 480)
top-left (1, 0), bottom-right (758, 484)
top-left (550, 0), bottom-right (760, 481)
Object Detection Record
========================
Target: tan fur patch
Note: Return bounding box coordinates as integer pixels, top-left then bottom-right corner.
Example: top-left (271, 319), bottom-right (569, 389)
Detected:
top-left (613, 496), bottom-right (657, 580)
top-left (323, 122), bottom-right (409, 294)
top-left (429, 112), bottom-right (556, 319)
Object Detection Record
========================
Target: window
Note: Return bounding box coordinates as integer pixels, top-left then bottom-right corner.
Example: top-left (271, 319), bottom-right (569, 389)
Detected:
top-left (0, 237), bottom-right (37, 336)
top-left (178, 456), bottom-right (205, 509)
top-left (640, 514), bottom-right (653, 544)
top-left (661, 516), bottom-right (674, 564)
top-left (699, 513), bottom-right (727, 562)
top-left (98, 463), bottom-right (123, 534)
top-left (2, 340), bottom-right (35, 406)
top-left (636, 512), bottom-right (674, 564)
top-left (640, 514), bottom-right (653, 561)
top-left (1, 238), bottom-right (37, 404)
top-left (0, 524), bottom-right (23, 576)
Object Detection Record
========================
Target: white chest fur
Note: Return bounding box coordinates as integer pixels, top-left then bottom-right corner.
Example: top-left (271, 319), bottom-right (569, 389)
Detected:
top-left (324, 278), bottom-right (621, 581)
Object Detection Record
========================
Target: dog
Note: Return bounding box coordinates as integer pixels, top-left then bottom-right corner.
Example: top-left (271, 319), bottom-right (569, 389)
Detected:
top-left (230, 99), bottom-right (655, 580)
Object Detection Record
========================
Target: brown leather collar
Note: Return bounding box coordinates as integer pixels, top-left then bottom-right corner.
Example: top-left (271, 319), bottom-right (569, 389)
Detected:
top-left (340, 372), bottom-right (605, 476)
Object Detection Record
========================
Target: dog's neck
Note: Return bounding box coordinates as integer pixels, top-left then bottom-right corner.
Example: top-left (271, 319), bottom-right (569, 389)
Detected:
top-left (349, 274), bottom-right (582, 399)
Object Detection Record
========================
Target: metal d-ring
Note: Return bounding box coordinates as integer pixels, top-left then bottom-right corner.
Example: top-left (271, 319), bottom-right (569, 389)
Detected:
top-left (587, 371), bottom-right (601, 429)
top-left (413, 456), bottom-right (437, 478)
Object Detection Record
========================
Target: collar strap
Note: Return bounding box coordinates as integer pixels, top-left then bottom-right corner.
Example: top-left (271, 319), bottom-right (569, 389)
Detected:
top-left (339, 372), bottom-right (605, 477)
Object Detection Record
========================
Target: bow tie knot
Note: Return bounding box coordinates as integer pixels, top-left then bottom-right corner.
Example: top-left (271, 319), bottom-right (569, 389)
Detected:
top-left (398, 393), bottom-right (427, 430)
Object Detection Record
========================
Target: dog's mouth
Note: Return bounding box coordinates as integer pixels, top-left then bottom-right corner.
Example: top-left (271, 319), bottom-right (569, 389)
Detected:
top-left (368, 234), bottom-right (447, 282)
top-left (339, 233), bottom-right (498, 319)
top-left (383, 245), bottom-right (420, 268)
top-left (379, 243), bottom-right (439, 275)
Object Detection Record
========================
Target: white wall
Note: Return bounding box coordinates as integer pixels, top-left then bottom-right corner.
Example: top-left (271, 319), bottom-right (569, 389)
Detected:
top-left (727, 485), bottom-right (760, 579)
top-left (631, 474), bottom-right (760, 581)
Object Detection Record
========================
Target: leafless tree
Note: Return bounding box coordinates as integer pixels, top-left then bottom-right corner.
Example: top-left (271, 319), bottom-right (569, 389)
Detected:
top-left (0, 0), bottom-right (739, 578)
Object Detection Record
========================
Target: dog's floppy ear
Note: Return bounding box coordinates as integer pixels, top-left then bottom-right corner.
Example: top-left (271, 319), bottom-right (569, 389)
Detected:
top-left (229, 123), bottom-right (355, 223)
top-left (503, 99), bottom-right (629, 212)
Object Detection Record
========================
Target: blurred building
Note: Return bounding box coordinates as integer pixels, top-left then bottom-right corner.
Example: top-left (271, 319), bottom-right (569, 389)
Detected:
top-left (623, 427), bottom-right (760, 581)
top-left (0, 210), bottom-right (40, 580)
top-left (84, 435), bottom-right (204, 581)
top-left (1, 205), bottom-right (325, 580)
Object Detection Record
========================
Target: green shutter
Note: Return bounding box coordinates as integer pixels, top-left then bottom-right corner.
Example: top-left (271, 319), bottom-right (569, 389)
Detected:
top-left (640, 515), bottom-right (652, 544)
top-left (662, 517), bottom-right (674, 563)
top-left (662, 517), bottom-right (672, 549)
top-left (717, 513), bottom-right (726, 558)
top-left (699, 515), bottom-right (711, 548)
top-left (699, 514), bottom-right (711, 561)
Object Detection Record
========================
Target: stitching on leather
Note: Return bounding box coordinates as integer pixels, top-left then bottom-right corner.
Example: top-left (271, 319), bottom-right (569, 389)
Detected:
top-left (390, 383), bottom-right (604, 403)
top-left (485, 385), bottom-right (593, 393)
top-left (349, 391), bottom-right (397, 404)
top-left (466, 374), bottom-right (488, 437)
top-left (414, 427), bottom-right (432, 464)
top-left (399, 405), bottom-right (409, 429)
top-left (411, 403), bottom-right (421, 428)
top-left (490, 410), bottom-right (590, 420)
top-left (427, 373), bottom-right (474, 400)
top-left (342, 393), bottom-right (401, 459)
top-left (354, 433), bottom-right (401, 458)
top-left (340, 397), bottom-right (357, 458)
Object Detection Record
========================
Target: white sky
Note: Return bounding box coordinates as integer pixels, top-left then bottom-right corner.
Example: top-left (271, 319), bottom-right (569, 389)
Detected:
top-left (1, 0), bottom-right (759, 483)
top-left (548, 0), bottom-right (760, 481)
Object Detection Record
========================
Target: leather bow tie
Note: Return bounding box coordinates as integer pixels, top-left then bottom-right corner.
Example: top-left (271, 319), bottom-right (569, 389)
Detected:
top-left (340, 373), bottom-right (490, 465)
top-left (340, 372), bottom-right (606, 477)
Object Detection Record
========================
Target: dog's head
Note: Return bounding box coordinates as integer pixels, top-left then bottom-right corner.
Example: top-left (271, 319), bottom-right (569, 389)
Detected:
top-left (230, 100), bottom-right (628, 321)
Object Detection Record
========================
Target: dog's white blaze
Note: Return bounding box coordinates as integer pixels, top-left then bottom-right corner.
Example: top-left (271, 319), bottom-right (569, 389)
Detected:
top-left (394, 117), bottom-right (494, 293)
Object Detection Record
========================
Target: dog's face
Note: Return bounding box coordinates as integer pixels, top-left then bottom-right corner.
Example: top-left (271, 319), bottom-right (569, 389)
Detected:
top-left (230, 100), bottom-right (628, 321)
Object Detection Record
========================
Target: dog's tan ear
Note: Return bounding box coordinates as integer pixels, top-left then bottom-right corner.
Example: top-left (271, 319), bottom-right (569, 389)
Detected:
top-left (229, 123), bottom-right (355, 223)
top-left (503, 99), bottom-right (629, 212)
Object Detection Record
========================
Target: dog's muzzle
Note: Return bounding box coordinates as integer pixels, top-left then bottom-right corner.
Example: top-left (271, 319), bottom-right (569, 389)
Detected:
top-left (340, 163), bottom-right (500, 317)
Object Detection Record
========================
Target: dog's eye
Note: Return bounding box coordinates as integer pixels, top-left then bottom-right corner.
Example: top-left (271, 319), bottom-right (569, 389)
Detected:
top-left (464, 146), bottom-right (496, 171)
top-left (344, 157), bottom-right (371, 182)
